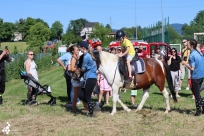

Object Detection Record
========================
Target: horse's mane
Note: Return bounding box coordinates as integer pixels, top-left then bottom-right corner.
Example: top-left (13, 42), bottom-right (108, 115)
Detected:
top-left (100, 51), bottom-right (118, 63)
top-left (93, 51), bottom-right (118, 69)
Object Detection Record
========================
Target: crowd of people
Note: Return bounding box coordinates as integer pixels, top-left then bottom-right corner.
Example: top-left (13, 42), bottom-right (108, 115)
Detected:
top-left (22, 32), bottom-right (204, 117)
top-left (2, 29), bottom-right (204, 117)
top-left (23, 36), bottom-right (204, 117)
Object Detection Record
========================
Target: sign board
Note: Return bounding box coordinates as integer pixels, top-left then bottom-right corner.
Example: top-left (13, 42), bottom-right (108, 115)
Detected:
top-left (58, 45), bottom-right (67, 53)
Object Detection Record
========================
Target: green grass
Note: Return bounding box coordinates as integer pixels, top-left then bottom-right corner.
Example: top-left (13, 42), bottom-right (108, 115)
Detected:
top-left (1, 42), bottom-right (29, 54)
top-left (0, 66), bottom-right (204, 136)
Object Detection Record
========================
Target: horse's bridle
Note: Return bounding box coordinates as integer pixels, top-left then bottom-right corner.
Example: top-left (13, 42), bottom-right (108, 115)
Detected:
top-left (110, 61), bottom-right (118, 86)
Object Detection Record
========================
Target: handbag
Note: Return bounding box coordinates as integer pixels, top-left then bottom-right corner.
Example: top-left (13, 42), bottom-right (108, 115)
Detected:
top-left (64, 66), bottom-right (73, 78)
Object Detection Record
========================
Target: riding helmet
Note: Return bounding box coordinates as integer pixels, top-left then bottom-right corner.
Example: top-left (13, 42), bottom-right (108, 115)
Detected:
top-left (116, 30), bottom-right (125, 40)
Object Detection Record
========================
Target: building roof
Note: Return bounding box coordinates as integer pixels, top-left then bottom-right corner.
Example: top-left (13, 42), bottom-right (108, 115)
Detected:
top-left (85, 22), bottom-right (98, 27)
top-left (109, 32), bottom-right (116, 35)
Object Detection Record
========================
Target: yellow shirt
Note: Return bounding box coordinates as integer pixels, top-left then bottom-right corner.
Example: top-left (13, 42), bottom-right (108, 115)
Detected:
top-left (181, 47), bottom-right (190, 62)
top-left (121, 38), bottom-right (135, 56)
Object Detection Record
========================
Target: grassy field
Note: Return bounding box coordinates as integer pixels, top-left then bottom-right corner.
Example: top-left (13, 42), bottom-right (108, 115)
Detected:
top-left (1, 42), bottom-right (29, 54)
top-left (0, 66), bottom-right (203, 136)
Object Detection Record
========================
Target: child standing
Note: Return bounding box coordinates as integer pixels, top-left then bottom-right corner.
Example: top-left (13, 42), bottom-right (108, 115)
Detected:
top-left (130, 90), bottom-right (137, 107)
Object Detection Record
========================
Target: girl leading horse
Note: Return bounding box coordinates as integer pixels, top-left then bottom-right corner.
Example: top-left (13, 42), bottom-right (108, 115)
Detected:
top-left (93, 50), bottom-right (177, 115)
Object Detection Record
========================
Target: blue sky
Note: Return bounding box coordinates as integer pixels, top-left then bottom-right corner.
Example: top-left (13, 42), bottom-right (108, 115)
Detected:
top-left (0, 0), bottom-right (203, 32)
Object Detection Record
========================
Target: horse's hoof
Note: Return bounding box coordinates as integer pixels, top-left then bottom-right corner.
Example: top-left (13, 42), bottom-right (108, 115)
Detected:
top-left (134, 109), bottom-right (141, 112)
top-left (126, 108), bottom-right (131, 112)
top-left (164, 110), bottom-right (170, 113)
top-left (110, 112), bottom-right (116, 116)
top-left (110, 113), bottom-right (114, 116)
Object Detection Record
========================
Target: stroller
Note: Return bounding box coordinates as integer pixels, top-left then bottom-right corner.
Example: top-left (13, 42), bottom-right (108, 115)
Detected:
top-left (19, 70), bottom-right (56, 106)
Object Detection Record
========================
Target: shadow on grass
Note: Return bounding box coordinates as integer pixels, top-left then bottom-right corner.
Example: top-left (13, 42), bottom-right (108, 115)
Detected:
top-left (153, 92), bottom-right (192, 98)
top-left (20, 99), bottom-right (55, 106)
top-left (178, 93), bottom-right (192, 97)
top-left (156, 107), bottom-right (195, 115)
top-left (58, 96), bottom-right (68, 103)
top-left (152, 92), bottom-right (163, 96)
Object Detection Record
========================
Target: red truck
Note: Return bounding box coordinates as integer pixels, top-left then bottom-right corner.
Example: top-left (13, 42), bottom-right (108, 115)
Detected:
top-left (87, 38), bottom-right (102, 49)
top-left (109, 40), bottom-right (179, 57)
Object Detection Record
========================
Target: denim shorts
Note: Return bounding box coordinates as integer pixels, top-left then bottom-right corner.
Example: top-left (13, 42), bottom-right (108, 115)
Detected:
top-left (131, 90), bottom-right (137, 96)
top-left (71, 79), bottom-right (81, 87)
top-left (126, 54), bottom-right (134, 61)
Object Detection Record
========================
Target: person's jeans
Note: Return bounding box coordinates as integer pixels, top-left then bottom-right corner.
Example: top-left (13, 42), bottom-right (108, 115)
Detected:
top-left (70, 85), bottom-right (80, 103)
top-left (191, 78), bottom-right (203, 100)
top-left (65, 76), bottom-right (72, 102)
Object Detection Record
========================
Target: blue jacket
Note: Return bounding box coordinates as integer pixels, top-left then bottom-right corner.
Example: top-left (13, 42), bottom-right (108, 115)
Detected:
top-left (81, 52), bottom-right (97, 80)
top-left (189, 49), bottom-right (204, 79)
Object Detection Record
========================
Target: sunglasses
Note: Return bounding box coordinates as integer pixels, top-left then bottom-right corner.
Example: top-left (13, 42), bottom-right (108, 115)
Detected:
top-left (171, 51), bottom-right (176, 53)
top-left (28, 54), bottom-right (35, 55)
top-left (182, 41), bottom-right (186, 44)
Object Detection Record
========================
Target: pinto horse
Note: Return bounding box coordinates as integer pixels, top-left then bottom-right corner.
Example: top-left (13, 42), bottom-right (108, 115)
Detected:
top-left (93, 51), bottom-right (177, 115)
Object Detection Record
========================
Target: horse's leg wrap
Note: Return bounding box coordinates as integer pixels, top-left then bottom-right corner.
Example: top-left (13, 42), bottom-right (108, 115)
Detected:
top-left (162, 88), bottom-right (170, 113)
top-left (136, 89), bottom-right (149, 111)
top-left (87, 101), bottom-right (95, 115)
top-left (110, 94), bottom-right (118, 115)
top-left (117, 97), bottom-right (131, 112)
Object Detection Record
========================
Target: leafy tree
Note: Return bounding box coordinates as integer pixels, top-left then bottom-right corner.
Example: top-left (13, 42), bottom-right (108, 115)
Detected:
top-left (0, 22), bottom-right (16, 41)
top-left (105, 24), bottom-right (112, 31)
top-left (182, 10), bottom-right (204, 41)
top-left (27, 22), bottom-right (50, 48)
top-left (169, 26), bottom-right (181, 43)
top-left (89, 23), bottom-right (111, 43)
top-left (35, 18), bottom-right (49, 28)
top-left (0, 18), bottom-right (3, 46)
top-left (15, 18), bottom-right (26, 40)
top-left (191, 10), bottom-right (204, 26)
top-left (24, 17), bottom-right (37, 41)
top-left (62, 31), bottom-right (79, 45)
top-left (13, 46), bottom-right (19, 54)
top-left (181, 23), bottom-right (188, 35)
top-left (50, 21), bottom-right (63, 40)
top-left (67, 18), bottom-right (88, 42)
top-left (121, 27), bottom-right (134, 38)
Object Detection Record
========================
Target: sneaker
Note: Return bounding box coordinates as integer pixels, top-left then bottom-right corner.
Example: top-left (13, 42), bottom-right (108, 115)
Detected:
top-left (176, 95), bottom-right (180, 98)
top-left (192, 95), bottom-right (195, 99)
top-left (132, 104), bottom-right (137, 108)
top-left (124, 77), bottom-right (132, 84)
top-left (178, 87), bottom-right (181, 90)
top-left (96, 102), bottom-right (104, 109)
top-left (77, 101), bottom-right (81, 105)
top-left (186, 87), bottom-right (189, 90)
top-left (66, 103), bottom-right (72, 108)
top-left (194, 111), bottom-right (201, 116)
top-left (105, 103), bottom-right (110, 106)
top-left (87, 113), bottom-right (93, 117)
top-left (170, 95), bottom-right (172, 98)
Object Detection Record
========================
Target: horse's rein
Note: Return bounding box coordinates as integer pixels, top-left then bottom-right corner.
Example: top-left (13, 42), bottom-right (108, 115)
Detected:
top-left (111, 61), bottom-right (118, 86)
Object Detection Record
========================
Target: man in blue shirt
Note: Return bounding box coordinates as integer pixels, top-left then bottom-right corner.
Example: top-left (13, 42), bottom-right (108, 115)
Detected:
top-left (183, 39), bottom-right (204, 116)
top-left (57, 48), bottom-right (72, 104)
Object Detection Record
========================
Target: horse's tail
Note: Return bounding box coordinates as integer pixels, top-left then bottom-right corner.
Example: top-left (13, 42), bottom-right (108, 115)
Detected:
top-left (163, 62), bottom-right (177, 102)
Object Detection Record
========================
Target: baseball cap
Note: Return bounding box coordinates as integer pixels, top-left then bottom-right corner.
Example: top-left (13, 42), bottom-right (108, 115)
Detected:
top-left (78, 41), bottom-right (89, 49)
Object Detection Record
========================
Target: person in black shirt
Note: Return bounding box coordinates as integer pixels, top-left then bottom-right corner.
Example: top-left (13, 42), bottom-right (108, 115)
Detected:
top-left (167, 48), bottom-right (182, 98)
top-left (0, 47), bottom-right (11, 105)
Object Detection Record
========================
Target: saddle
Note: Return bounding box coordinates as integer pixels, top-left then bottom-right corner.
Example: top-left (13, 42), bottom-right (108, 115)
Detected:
top-left (118, 55), bottom-right (145, 81)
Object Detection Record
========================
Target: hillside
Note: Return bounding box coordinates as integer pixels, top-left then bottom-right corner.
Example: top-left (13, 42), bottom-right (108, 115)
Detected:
top-left (170, 23), bottom-right (184, 35)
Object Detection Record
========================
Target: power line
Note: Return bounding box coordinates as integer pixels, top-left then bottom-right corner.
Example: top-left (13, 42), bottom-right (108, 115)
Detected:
top-left (29, 0), bottom-right (203, 9)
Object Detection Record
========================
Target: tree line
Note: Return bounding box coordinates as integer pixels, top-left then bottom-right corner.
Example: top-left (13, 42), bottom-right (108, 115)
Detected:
top-left (0, 10), bottom-right (203, 48)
